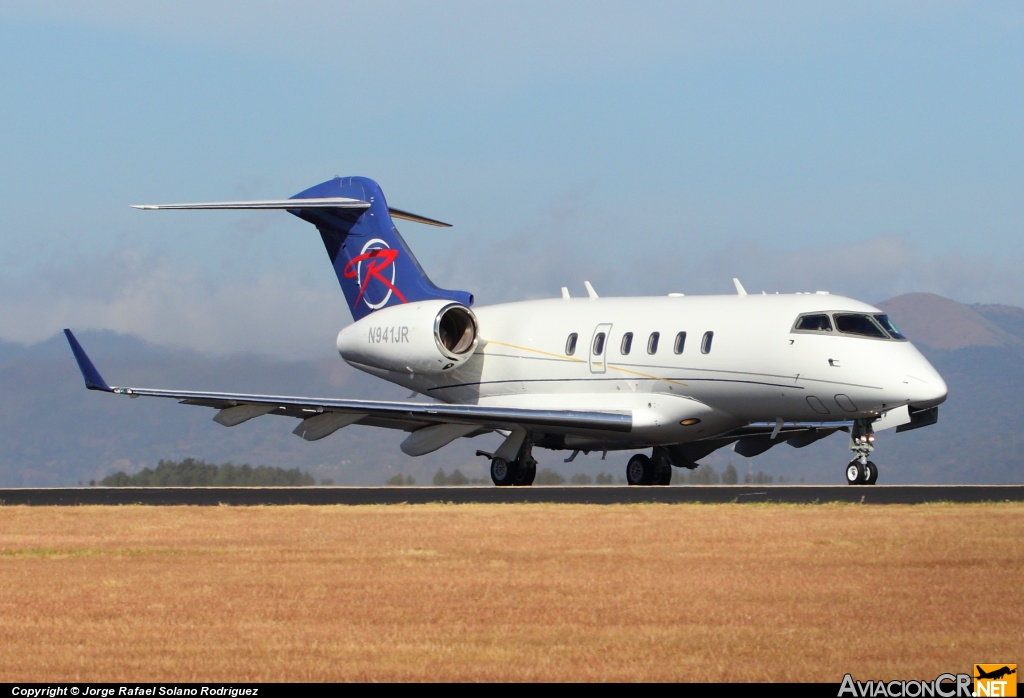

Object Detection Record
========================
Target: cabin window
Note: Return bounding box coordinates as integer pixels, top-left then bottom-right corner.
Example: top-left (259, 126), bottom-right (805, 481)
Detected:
top-left (647, 332), bottom-right (660, 354)
top-left (795, 314), bottom-right (832, 332)
top-left (701, 331), bottom-right (714, 354)
top-left (873, 314), bottom-right (906, 340)
top-left (592, 332), bottom-right (606, 356)
top-left (673, 332), bottom-right (687, 354)
top-left (620, 332), bottom-right (633, 355)
top-left (565, 333), bottom-right (578, 356)
top-left (835, 314), bottom-right (888, 339)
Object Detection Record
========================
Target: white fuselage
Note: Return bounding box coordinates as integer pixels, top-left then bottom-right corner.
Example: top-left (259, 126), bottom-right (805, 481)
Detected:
top-left (337, 292), bottom-right (947, 449)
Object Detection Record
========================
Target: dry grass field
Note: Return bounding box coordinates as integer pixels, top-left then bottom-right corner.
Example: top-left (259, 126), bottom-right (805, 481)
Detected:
top-left (0, 502), bottom-right (1020, 682)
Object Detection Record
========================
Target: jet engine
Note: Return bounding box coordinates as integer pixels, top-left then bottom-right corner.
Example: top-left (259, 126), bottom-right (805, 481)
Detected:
top-left (336, 299), bottom-right (479, 374)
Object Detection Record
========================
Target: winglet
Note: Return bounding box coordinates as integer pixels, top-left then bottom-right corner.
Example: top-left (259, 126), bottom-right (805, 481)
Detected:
top-left (63, 329), bottom-right (113, 392)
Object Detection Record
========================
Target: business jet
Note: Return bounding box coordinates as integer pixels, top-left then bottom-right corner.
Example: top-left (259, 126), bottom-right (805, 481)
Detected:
top-left (65, 176), bottom-right (947, 486)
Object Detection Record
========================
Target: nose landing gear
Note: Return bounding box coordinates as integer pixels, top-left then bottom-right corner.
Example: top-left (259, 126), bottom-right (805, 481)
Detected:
top-left (846, 418), bottom-right (879, 485)
top-left (846, 459), bottom-right (878, 485)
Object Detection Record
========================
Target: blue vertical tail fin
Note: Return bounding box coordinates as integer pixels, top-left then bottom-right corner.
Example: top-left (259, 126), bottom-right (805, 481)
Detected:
top-left (289, 176), bottom-right (473, 320)
top-left (133, 176), bottom-right (473, 322)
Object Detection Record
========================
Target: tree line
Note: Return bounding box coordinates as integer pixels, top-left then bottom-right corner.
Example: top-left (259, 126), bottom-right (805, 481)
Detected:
top-left (98, 458), bottom-right (318, 487)
top-left (386, 464), bottom-right (791, 486)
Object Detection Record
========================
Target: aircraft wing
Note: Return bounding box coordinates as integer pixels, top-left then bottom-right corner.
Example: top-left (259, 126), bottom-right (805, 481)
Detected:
top-left (64, 330), bottom-right (630, 455)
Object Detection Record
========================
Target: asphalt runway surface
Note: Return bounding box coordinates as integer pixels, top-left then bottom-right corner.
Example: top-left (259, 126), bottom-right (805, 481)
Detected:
top-left (0, 485), bottom-right (1021, 505)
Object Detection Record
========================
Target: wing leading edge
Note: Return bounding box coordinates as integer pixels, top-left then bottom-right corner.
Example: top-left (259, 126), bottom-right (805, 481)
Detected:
top-left (63, 330), bottom-right (631, 455)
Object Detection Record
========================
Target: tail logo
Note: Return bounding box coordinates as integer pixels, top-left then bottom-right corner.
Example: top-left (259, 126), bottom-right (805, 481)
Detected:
top-left (343, 238), bottom-right (407, 311)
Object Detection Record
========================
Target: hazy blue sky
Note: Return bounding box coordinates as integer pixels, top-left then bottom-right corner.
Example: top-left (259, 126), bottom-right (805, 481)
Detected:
top-left (1, 2), bottom-right (1022, 358)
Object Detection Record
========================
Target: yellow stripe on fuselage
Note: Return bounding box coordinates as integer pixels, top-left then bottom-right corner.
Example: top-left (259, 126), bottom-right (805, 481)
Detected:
top-left (483, 340), bottom-right (688, 387)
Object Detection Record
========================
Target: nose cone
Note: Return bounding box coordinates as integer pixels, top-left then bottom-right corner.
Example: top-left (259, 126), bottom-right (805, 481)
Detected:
top-left (904, 356), bottom-right (947, 409)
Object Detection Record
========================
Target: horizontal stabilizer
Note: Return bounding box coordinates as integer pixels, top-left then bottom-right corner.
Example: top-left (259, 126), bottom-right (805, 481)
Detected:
top-left (132, 198), bottom-right (452, 227)
top-left (132, 197), bottom-right (368, 211)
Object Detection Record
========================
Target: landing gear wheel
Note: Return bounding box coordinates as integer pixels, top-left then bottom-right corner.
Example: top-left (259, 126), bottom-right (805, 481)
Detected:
top-left (654, 462), bottom-right (672, 485)
top-left (847, 417), bottom-right (877, 485)
top-left (491, 457), bottom-right (517, 487)
top-left (651, 448), bottom-right (673, 486)
top-left (626, 454), bottom-right (654, 486)
top-left (513, 461), bottom-right (536, 486)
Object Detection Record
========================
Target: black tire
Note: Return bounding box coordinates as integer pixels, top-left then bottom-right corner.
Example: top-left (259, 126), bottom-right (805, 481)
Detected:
top-left (491, 457), bottom-right (517, 486)
top-left (513, 462), bottom-right (536, 486)
top-left (651, 449), bottom-right (673, 486)
top-left (654, 462), bottom-right (673, 486)
top-left (626, 454), bottom-right (654, 486)
top-left (845, 460), bottom-right (864, 486)
top-left (863, 461), bottom-right (878, 485)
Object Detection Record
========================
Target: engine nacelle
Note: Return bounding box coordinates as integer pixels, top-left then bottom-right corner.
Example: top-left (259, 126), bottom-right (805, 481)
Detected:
top-left (336, 300), bottom-right (479, 374)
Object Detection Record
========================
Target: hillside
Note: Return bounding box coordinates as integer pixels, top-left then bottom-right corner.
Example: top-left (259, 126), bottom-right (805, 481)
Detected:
top-left (877, 293), bottom-right (1024, 351)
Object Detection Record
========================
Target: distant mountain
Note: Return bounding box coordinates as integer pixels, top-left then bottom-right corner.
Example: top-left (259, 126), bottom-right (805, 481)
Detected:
top-left (972, 303), bottom-right (1024, 346)
top-left (1, 294), bottom-right (1021, 486)
top-left (878, 293), bottom-right (1024, 351)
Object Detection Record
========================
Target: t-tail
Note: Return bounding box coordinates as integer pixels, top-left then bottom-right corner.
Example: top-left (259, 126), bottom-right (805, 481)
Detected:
top-left (133, 176), bottom-right (473, 321)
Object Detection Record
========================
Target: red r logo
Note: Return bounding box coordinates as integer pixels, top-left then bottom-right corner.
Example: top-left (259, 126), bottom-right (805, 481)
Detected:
top-left (343, 243), bottom-right (407, 310)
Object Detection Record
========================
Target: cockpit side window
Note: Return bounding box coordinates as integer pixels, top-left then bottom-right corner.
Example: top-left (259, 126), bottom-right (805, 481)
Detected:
top-left (795, 314), bottom-right (832, 332)
top-left (834, 314), bottom-right (889, 339)
top-left (873, 314), bottom-right (907, 340)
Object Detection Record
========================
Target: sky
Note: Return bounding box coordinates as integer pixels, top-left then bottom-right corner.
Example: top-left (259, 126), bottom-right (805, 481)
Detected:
top-left (1, 1), bottom-right (1022, 360)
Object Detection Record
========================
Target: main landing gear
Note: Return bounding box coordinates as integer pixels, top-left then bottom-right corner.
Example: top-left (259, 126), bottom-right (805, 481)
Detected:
top-left (625, 447), bottom-right (673, 486)
top-left (482, 439), bottom-right (677, 487)
top-left (479, 438), bottom-right (537, 487)
top-left (846, 418), bottom-right (879, 485)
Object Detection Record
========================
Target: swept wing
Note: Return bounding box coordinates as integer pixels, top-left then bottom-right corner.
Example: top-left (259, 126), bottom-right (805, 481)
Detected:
top-left (64, 330), bottom-right (630, 455)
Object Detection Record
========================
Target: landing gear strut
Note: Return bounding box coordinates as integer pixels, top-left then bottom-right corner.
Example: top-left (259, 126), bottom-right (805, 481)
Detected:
top-left (846, 418), bottom-right (879, 485)
top-left (481, 438), bottom-right (537, 487)
top-left (626, 447), bottom-right (673, 486)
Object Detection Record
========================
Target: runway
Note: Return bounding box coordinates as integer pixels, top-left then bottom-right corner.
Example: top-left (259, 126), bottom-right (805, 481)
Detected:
top-left (1, 484), bottom-right (1022, 505)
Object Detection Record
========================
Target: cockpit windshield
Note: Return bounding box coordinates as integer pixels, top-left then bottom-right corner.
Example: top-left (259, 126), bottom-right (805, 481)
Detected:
top-left (873, 314), bottom-right (906, 340)
top-left (793, 312), bottom-right (907, 341)
top-left (795, 314), bottom-right (832, 332)
top-left (834, 314), bottom-right (889, 338)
